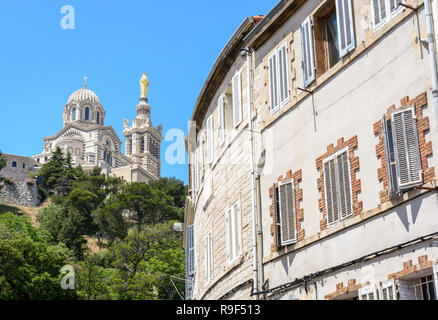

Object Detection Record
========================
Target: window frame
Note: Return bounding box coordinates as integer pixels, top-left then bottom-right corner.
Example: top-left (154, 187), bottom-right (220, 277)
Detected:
top-left (277, 179), bottom-right (297, 246)
top-left (232, 72), bottom-right (242, 128)
top-left (358, 284), bottom-right (378, 300)
top-left (268, 42), bottom-right (291, 114)
top-left (226, 200), bottom-right (242, 264)
top-left (372, 0), bottom-right (405, 31)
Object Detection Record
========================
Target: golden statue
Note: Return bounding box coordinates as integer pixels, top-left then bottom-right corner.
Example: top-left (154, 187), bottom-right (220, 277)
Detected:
top-left (140, 72), bottom-right (149, 99)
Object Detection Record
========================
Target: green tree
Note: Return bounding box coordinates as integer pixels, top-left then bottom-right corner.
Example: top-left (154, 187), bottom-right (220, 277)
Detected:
top-left (0, 212), bottom-right (76, 299)
top-left (0, 151), bottom-right (6, 172)
top-left (149, 177), bottom-right (187, 208)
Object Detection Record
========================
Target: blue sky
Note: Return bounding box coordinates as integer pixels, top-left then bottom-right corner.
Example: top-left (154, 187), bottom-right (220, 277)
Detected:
top-left (0, 0), bottom-right (278, 184)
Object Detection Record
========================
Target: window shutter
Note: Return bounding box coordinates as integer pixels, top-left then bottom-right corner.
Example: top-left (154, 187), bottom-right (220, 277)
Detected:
top-left (382, 114), bottom-right (399, 197)
top-left (390, 0), bottom-right (401, 12)
top-left (232, 73), bottom-right (242, 126)
top-left (278, 180), bottom-right (297, 246)
top-left (381, 279), bottom-right (397, 300)
top-left (207, 116), bottom-right (213, 163)
top-left (268, 53), bottom-right (279, 112)
top-left (194, 149), bottom-right (199, 192)
top-left (226, 208), bottom-right (233, 261)
top-left (359, 285), bottom-right (378, 300)
top-left (324, 158), bottom-right (339, 225)
top-left (199, 140), bottom-right (204, 181)
top-left (336, 0), bottom-right (356, 57)
top-left (300, 16), bottom-right (315, 87)
top-left (218, 95), bottom-right (225, 144)
top-left (272, 183), bottom-right (281, 248)
top-left (278, 43), bottom-right (290, 105)
top-left (372, 0), bottom-right (387, 28)
top-left (337, 151), bottom-right (353, 219)
top-left (391, 106), bottom-right (422, 190)
top-left (233, 202), bottom-right (241, 258)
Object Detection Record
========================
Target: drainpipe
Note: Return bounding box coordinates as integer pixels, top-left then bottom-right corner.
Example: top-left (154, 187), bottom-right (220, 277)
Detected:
top-left (242, 45), bottom-right (259, 300)
top-left (424, 0), bottom-right (438, 131)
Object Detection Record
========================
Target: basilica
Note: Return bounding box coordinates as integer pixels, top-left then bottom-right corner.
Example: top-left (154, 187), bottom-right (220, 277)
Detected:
top-left (32, 73), bottom-right (162, 183)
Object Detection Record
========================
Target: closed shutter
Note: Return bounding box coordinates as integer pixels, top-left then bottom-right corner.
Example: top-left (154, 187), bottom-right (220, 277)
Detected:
top-left (218, 95), bottom-right (225, 145)
top-left (278, 43), bottom-right (290, 104)
top-left (205, 233), bottom-right (212, 283)
top-left (391, 106), bottom-right (422, 190)
top-left (336, 0), bottom-right (356, 57)
top-left (324, 158), bottom-right (339, 225)
top-left (185, 225), bottom-right (194, 300)
top-left (233, 202), bottom-right (241, 258)
top-left (381, 279), bottom-right (397, 300)
top-left (301, 16), bottom-right (315, 87)
top-left (207, 116), bottom-right (213, 163)
top-left (373, 0), bottom-right (387, 27)
top-left (278, 180), bottom-right (297, 246)
top-left (226, 208), bottom-right (233, 262)
top-left (268, 52), bottom-right (279, 112)
top-left (358, 285), bottom-right (378, 300)
top-left (232, 73), bottom-right (242, 127)
top-left (337, 151), bottom-right (353, 219)
top-left (382, 114), bottom-right (399, 197)
top-left (199, 140), bottom-right (204, 182)
top-left (194, 149), bottom-right (198, 192)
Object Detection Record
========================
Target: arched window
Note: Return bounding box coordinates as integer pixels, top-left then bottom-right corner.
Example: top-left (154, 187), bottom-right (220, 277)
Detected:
top-left (12, 161), bottom-right (17, 167)
top-left (97, 111), bottom-right (100, 125)
top-left (72, 107), bottom-right (76, 121)
top-left (85, 107), bottom-right (90, 121)
top-left (103, 150), bottom-right (107, 162)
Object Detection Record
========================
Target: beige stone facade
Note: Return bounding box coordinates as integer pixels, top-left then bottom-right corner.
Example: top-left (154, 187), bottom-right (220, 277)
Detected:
top-left (185, 0), bottom-right (438, 300)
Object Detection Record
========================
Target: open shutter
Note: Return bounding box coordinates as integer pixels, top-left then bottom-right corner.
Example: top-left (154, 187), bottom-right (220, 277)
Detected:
top-left (272, 183), bottom-right (281, 248)
top-left (301, 16), bottom-right (315, 87)
top-left (389, 0), bottom-right (401, 12)
top-left (372, 0), bottom-right (387, 28)
top-left (359, 285), bottom-right (378, 300)
top-left (232, 73), bottom-right (242, 126)
top-left (268, 52), bottom-right (279, 112)
top-left (218, 95), bottom-right (225, 145)
top-left (391, 106), bottom-right (422, 190)
top-left (382, 114), bottom-right (399, 197)
top-left (278, 180), bottom-right (297, 246)
top-left (278, 43), bottom-right (290, 105)
top-left (207, 116), bottom-right (213, 163)
top-left (324, 158), bottom-right (339, 225)
top-left (233, 202), bottom-right (241, 258)
top-left (336, 0), bottom-right (355, 57)
top-left (337, 150), bottom-right (353, 219)
top-left (381, 279), bottom-right (397, 300)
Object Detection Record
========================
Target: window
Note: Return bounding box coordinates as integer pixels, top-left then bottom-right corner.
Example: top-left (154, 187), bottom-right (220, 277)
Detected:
top-left (207, 115), bottom-right (213, 163)
top-left (358, 285), bottom-right (378, 300)
top-left (205, 232), bottom-right (212, 283)
top-left (185, 225), bottom-right (195, 299)
top-left (323, 147), bottom-right (353, 226)
top-left (12, 161), bottom-right (17, 167)
top-left (232, 72), bottom-right (242, 127)
top-left (218, 95), bottom-right (225, 145)
top-left (398, 267), bottom-right (438, 300)
top-left (194, 149), bottom-right (199, 192)
top-left (227, 201), bottom-right (241, 263)
top-left (22, 163), bottom-right (25, 169)
top-left (85, 107), bottom-right (90, 121)
top-left (372, 0), bottom-right (404, 30)
top-left (268, 42), bottom-right (290, 113)
top-left (382, 105), bottom-right (422, 197)
top-left (97, 111), bottom-right (100, 124)
top-left (72, 107), bottom-right (76, 121)
top-left (277, 180), bottom-right (297, 246)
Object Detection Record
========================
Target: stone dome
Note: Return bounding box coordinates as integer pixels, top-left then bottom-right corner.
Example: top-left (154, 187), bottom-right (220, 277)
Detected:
top-left (67, 88), bottom-right (101, 105)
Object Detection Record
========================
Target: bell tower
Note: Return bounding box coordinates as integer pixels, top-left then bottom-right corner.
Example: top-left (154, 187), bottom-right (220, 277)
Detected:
top-left (123, 73), bottom-right (162, 178)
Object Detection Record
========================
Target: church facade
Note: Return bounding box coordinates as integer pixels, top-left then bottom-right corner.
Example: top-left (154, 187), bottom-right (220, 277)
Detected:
top-left (32, 73), bottom-right (162, 183)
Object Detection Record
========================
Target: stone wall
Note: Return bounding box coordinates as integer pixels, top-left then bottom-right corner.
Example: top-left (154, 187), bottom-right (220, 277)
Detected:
top-left (0, 181), bottom-right (39, 207)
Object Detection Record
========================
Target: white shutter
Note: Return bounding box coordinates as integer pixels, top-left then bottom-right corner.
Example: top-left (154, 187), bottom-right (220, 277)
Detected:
top-left (233, 202), bottom-right (241, 258)
top-left (382, 114), bottom-right (399, 197)
top-left (218, 95), bottom-right (225, 145)
top-left (300, 16), bottom-right (315, 87)
top-left (205, 232), bottom-right (212, 283)
top-left (381, 279), bottom-right (397, 300)
top-left (268, 52), bottom-right (279, 113)
top-left (278, 180), bottom-right (297, 246)
top-left (358, 285), bottom-right (378, 300)
top-left (199, 140), bottom-right (204, 182)
top-left (232, 73), bottom-right (242, 127)
top-left (207, 115), bottom-right (213, 163)
top-left (336, 0), bottom-right (356, 57)
top-left (391, 106), bottom-right (422, 190)
top-left (186, 225), bottom-right (195, 275)
top-left (194, 149), bottom-right (199, 192)
top-left (226, 208), bottom-right (233, 262)
top-left (372, 0), bottom-right (387, 28)
top-left (389, 0), bottom-right (401, 12)
top-left (278, 43), bottom-right (290, 105)
top-left (324, 158), bottom-right (339, 225)
top-left (337, 151), bottom-right (353, 219)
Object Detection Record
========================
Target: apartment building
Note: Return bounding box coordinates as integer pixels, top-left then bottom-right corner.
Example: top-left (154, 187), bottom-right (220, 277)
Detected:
top-left (185, 0), bottom-right (438, 300)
